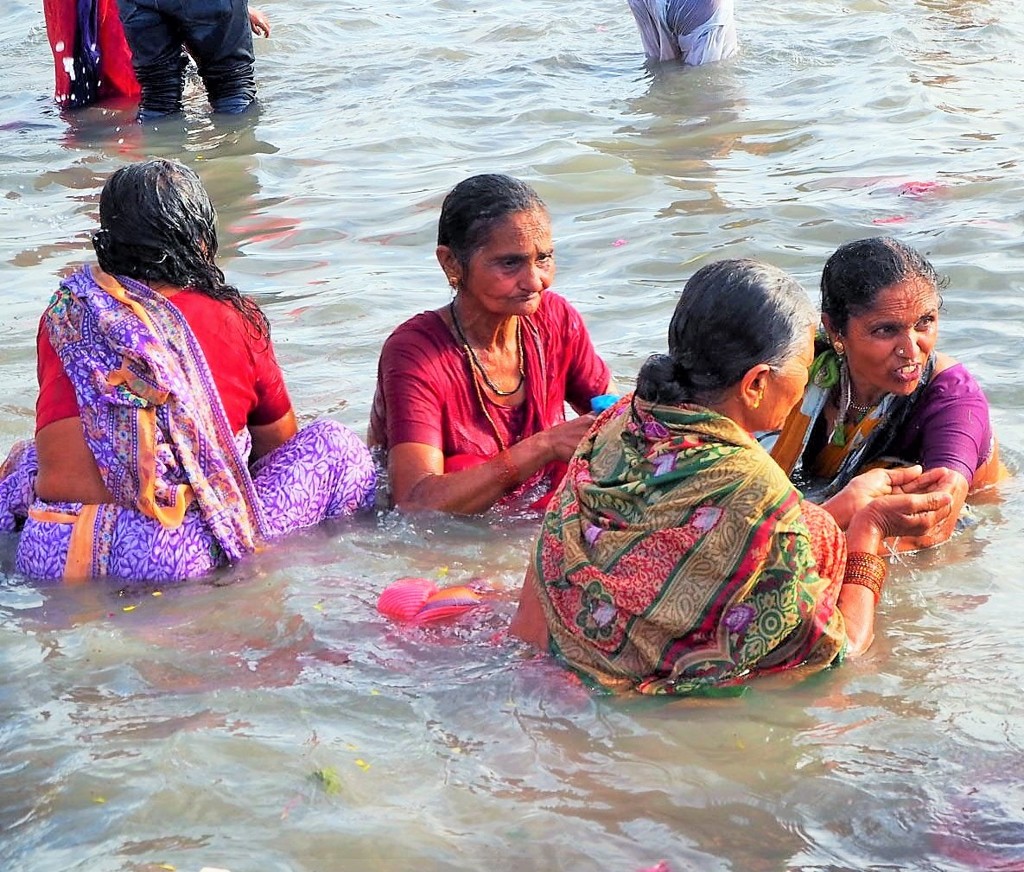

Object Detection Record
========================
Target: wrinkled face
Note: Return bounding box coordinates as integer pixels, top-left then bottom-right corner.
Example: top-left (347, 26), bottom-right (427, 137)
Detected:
top-left (760, 328), bottom-right (814, 431)
top-left (456, 209), bottom-right (555, 317)
top-left (834, 277), bottom-right (940, 404)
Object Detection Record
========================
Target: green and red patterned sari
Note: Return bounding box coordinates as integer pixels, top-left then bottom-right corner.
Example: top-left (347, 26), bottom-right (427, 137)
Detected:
top-left (530, 396), bottom-right (848, 696)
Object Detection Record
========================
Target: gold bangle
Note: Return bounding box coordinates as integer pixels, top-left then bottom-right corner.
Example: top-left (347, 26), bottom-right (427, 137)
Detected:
top-left (495, 450), bottom-right (520, 492)
top-left (842, 574), bottom-right (883, 603)
top-left (843, 551), bottom-right (887, 603)
top-left (846, 551), bottom-right (887, 581)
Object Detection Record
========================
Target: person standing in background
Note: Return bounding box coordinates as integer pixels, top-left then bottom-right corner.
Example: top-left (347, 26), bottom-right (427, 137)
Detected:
top-left (115, 0), bottom-right (271, 119)
top-left (626, 0), bottom-right (737, 66)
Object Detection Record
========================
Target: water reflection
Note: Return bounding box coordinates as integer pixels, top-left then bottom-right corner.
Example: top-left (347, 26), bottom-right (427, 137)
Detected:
top-left (915, 0), bottom-right (993, 26)
top-left (3, 0), bottom-right (1024, 868)
top-left (590, 63), bottom-right (748, 218)
top-left (906, 0), bottom-right (1003, 101)
top-left (18, 108), bottom-right (290, 277)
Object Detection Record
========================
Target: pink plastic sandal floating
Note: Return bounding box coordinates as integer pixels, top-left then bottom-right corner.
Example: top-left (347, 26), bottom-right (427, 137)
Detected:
top-left (377, 577), bottom-right (483, 624)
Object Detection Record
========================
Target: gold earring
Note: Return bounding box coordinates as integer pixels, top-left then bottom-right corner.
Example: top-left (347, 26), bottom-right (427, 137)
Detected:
top-left (833, 340), bottom-right (845, 357)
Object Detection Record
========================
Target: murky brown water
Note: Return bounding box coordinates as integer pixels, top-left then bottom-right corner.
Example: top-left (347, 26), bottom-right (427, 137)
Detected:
top-left (2, 0), bottom-right (1024, 869)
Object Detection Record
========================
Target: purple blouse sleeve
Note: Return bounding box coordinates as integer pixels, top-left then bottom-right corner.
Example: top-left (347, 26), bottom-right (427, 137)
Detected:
top-left (897, 364), bottom-right (993, 485)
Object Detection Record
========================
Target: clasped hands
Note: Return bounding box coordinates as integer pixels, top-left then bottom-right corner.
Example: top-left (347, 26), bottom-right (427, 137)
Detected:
top-left (824, 465), bottom-right (956, 547)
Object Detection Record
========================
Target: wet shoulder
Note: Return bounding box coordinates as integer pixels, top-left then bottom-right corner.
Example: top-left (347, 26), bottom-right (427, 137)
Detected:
top-left (382, 309), bottom-right (451, 354)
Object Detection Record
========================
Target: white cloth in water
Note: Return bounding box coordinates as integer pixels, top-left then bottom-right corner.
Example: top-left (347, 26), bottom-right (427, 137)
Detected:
top-left (626, 0), bottom-right (738, 65)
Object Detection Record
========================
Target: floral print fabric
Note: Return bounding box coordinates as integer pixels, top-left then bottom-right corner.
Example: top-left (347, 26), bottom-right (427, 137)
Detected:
top-left (0, 267), bottom-right (375, 582)
top-left (530, 396), bottom-right (847, 695)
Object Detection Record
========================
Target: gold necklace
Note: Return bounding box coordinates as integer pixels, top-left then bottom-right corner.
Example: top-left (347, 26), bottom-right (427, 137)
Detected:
top-left (449, 300), bottom-right (525, 397)
top-left (469, 369), bottom-right (509, 452)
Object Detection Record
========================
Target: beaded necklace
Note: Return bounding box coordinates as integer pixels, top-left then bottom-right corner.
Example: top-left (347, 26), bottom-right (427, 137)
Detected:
top-left (843, 375), bottom-right (878, 420)
top-left (449, 300), bottom-right (525, 397)
top-left (830, 368), bottom-right (879, 447)
top-left (469, 370), bottom-right (509, 452)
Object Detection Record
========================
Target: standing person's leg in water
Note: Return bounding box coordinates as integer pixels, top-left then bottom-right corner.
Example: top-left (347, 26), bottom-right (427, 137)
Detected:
top-left (115, 0), bottom-right (189, 118)
top-left (116, 0), bottom-right (259, 118)
top-left (182, 0), bottom-right (258, 114)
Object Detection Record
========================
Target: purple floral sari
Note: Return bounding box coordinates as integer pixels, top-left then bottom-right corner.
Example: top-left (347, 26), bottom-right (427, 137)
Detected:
top-left (0, 266), bottom-right (375, 582)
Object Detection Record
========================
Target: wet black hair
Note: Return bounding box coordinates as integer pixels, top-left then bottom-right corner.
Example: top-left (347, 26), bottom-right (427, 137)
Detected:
top-left (635, 259), bottom-right (816, 406)
top-left (820, 237), bottom-right (944, 334)
top-left (92, 158), bottom-right (269, 339)
top-left (436, 174), bottom-right (547, 268)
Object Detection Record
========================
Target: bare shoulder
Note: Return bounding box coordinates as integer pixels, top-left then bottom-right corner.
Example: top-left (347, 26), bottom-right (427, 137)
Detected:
top-left (932, 351), bottom-right (959, 375)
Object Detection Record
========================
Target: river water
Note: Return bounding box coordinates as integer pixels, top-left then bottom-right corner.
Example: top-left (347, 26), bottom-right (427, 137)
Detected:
top-left (2, 1), bottom-right (1024, 870)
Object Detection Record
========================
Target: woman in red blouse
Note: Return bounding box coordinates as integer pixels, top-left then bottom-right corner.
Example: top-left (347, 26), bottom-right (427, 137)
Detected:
top-left (369, 174), bottom-right (614, 515)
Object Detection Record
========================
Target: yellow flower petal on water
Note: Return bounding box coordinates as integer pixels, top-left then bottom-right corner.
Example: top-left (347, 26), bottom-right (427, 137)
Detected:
top-left (436, 566), bottom-right (449, 577)
top-left (92, 796), bottom-right (106, 803)
top-left (354, 759), bottom-right (370, 771)
top-left (369, 689), bottom-right (380, 696)
top-left (122, 605), bottom-right (136, 612)
top-left (151, 591), bottom-right (162, 597)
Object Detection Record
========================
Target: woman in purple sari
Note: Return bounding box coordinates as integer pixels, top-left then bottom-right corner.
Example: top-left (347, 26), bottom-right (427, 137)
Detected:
top-left (0, 159), bottom-right (375, 582)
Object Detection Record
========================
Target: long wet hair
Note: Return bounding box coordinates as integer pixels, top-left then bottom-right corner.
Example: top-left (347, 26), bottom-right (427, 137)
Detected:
top-left (92, 159), bottom-right (269, 338)
top-left (437, 174), bottom-right (547, 268)
top-left (635, 259), bottom-right (816, 406)
top-left (820, 236), bottom-right (943, 334)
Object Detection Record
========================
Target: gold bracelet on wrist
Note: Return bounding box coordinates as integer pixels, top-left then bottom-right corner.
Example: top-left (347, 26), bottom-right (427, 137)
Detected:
top-left (842, 551), bottom-right (888, 604)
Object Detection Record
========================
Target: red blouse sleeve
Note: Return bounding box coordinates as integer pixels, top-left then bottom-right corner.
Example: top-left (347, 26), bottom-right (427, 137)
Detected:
top-left (35, 316), bottom-right (79, 433)
top-left (249, 336), bottom-right (292, 426)
top-left (372, 318), bottom-right (448, 450)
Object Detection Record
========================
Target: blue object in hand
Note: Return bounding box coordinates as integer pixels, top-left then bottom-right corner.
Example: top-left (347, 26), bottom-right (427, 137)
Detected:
top-left (590, 393), bottom-right (620, 414)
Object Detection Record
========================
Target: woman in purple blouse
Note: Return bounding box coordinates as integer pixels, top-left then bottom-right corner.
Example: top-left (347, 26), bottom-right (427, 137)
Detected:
top-left (770, 237), bottom-right (1003, 550)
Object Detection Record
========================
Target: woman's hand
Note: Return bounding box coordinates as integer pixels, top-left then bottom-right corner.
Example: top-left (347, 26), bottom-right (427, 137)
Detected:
top-left (541, 413), bottom-right (597, 463)
top-left (845, 488), bottom-right (953, 555)
top-left (824, 465), bottom-right (945, 529)
top-left (883, 466), bottom-right (968, 551)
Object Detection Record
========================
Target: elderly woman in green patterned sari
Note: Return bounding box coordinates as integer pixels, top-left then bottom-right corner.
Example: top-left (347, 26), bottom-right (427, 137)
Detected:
top-left (511, 259), bottom-right (953, 696)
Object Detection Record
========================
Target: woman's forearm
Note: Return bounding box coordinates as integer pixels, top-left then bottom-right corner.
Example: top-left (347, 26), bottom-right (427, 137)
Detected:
top-left (837, 518), bottom-right (885, 656)
top-left (394, 432), bottom-right (555, 514)
top-left (837, 583), bottom-right (877, 657)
